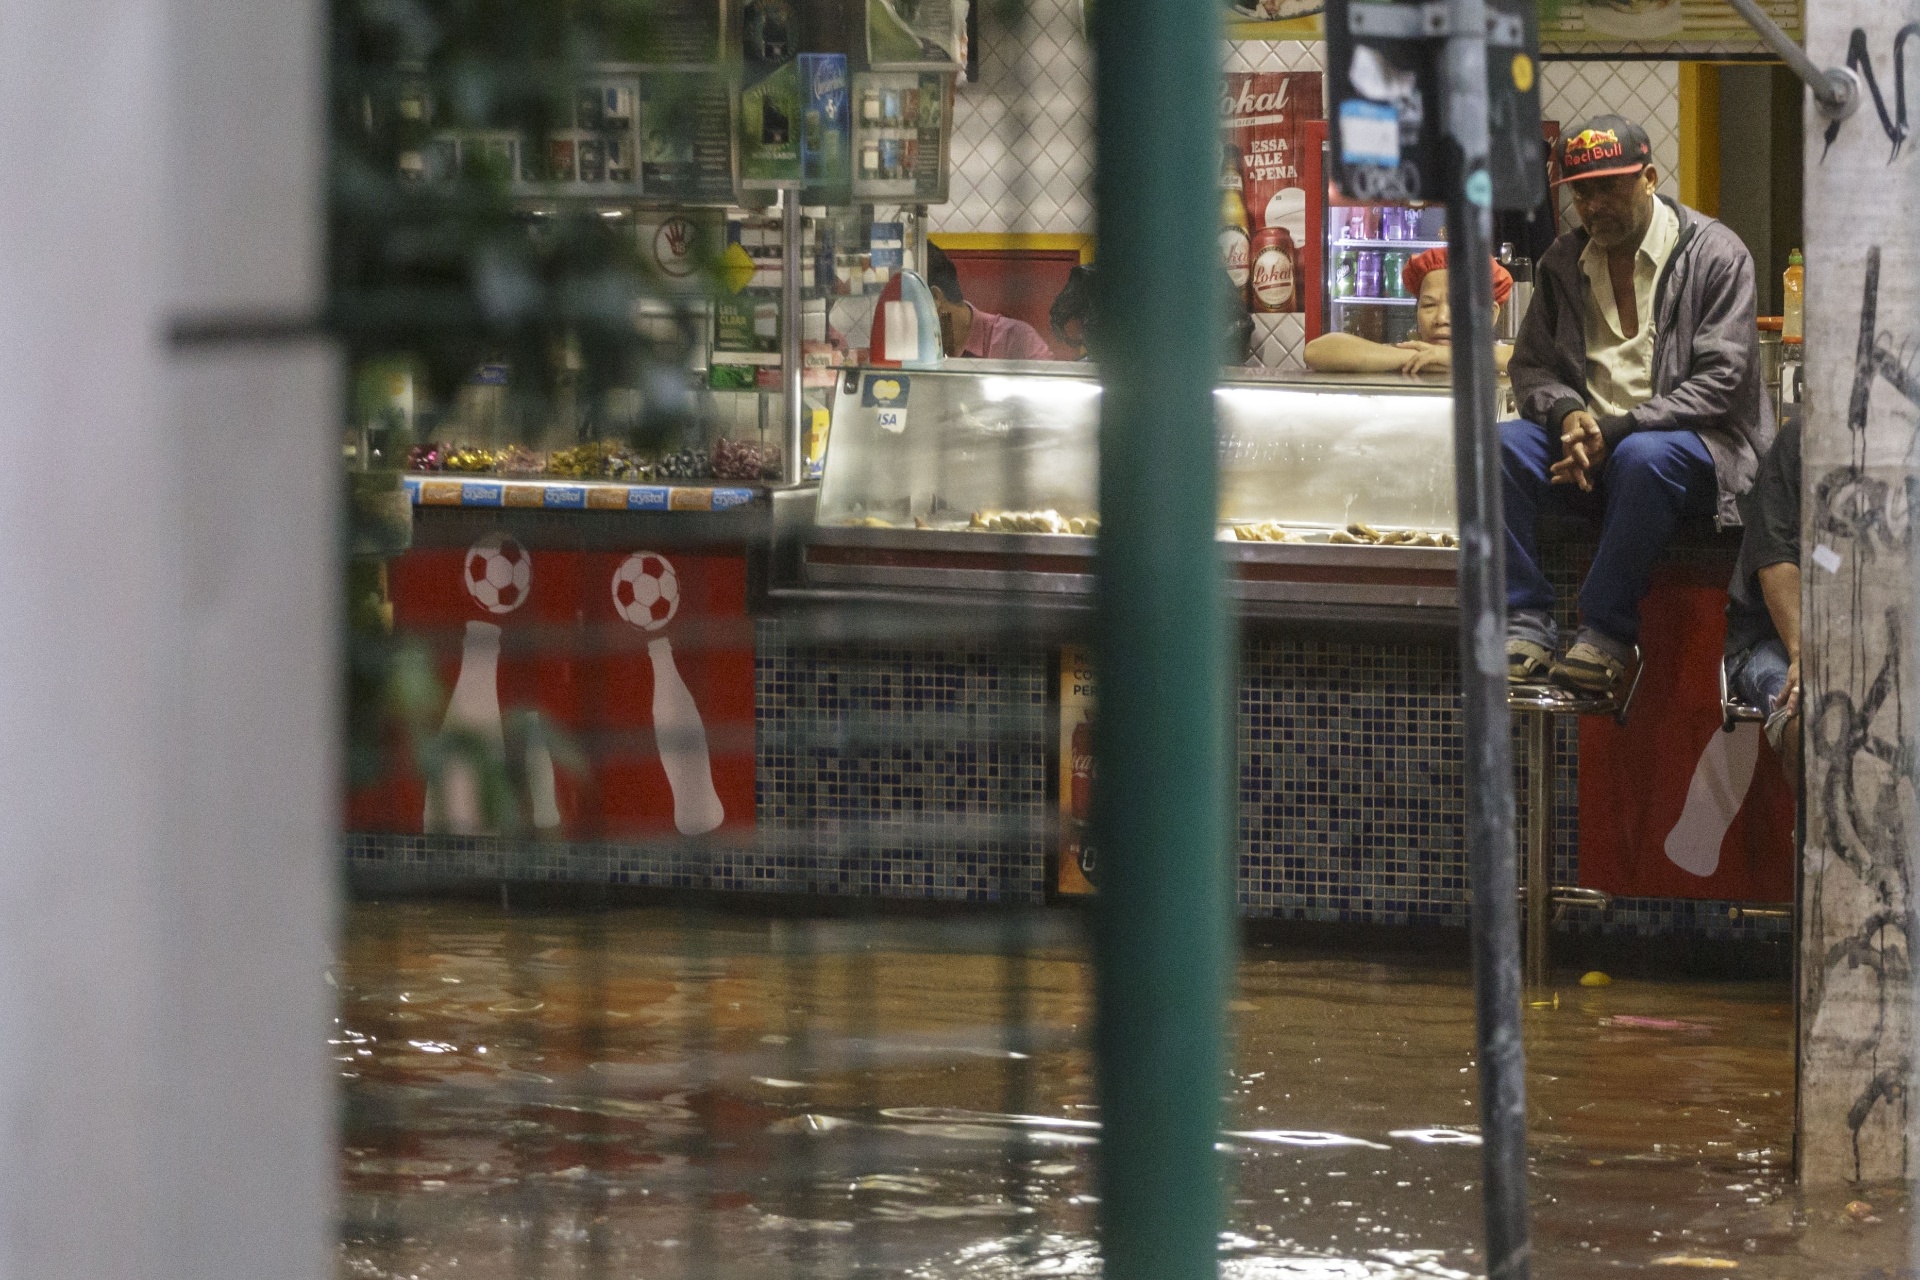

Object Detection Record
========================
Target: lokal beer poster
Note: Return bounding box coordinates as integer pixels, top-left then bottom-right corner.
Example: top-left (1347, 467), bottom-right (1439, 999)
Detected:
top-left (348, 533), bottom-right (756, 842)
top-left (1576, 572), bottom-right (1794, 903)
top-left (1222, 72), bottom-right (1323, 318)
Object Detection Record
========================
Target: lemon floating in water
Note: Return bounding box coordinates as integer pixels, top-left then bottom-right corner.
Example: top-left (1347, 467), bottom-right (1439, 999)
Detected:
top-left (1579, 971), bottom-right (1612, 987)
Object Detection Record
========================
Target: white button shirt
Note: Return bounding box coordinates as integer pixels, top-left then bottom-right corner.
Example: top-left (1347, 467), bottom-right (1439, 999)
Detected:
top-left (1579, 198), bottom-right (1679, 420)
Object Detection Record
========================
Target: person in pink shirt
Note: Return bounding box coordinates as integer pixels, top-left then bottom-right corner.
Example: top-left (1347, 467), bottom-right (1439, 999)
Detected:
top-left (924, 243), bottom-right (1056, 361)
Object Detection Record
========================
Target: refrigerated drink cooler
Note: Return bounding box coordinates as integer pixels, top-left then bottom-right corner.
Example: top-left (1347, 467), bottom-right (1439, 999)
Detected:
top-left (1323, 203), bottom-right (1447, 347)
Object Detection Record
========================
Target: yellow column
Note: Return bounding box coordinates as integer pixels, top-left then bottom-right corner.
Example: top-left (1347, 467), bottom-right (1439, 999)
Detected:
top-left (1678, 62), bottom-right (1721, 215)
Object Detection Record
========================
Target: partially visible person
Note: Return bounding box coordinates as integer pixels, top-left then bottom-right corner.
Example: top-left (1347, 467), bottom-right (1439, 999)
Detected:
top-left (1046, 261), bottom-right (1252, 365)
top-left (1050, 263), bottom-right (1095, 360)
top-left (1304, 248), bottom-right (1513, 377)
top-left (924, 243), bottom-right (1054, 361)
top-left (1503, 115), bottom-right (1769, 697)
top-left (1724, 417), bottom-right (1801, 783)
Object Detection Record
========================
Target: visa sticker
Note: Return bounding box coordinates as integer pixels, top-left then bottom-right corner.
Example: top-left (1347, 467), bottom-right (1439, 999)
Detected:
top-left (861, 374), bottom-right (909, 407)
top-left (877, 407), bottom-right (907, 434)
top-left (1339, 99), bottom-right (1401, 168)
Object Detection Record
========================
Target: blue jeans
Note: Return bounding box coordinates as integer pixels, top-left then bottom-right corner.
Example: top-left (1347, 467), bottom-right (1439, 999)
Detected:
top-left (1727, 637), bottom-right (1791, 713)
top-left (1501, 420), bottom-right (1718, 645)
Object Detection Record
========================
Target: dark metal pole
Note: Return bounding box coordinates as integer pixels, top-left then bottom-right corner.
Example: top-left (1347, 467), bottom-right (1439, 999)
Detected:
top-left (1441, 0), bottom-right (1532, 1276)
top-left (1087, 0), bottom-right (1230, 1272)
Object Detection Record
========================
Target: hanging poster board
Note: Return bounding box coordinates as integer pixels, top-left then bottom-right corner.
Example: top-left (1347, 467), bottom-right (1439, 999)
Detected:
top-left (638, 68), bottom-right (738, 205)
top-left (852, 70), bottom-right (952, 202)
top-left (1538, 0), bottom-right (1802, 57)
top-left (868, 0), bottom-right (963, 69)
top-left (1055, 645), bottom-right (1097, 896)
top-left (1227, 1), bottom-right (1804, 57)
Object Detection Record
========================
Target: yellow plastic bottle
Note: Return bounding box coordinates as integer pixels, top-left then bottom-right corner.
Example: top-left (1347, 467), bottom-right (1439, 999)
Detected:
top-left (1782, 248), bottom-right (1804, 343)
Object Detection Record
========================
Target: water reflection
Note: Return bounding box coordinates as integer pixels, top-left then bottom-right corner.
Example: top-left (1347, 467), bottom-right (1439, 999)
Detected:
top-left (336, 902), bottom-right (1907, 1279)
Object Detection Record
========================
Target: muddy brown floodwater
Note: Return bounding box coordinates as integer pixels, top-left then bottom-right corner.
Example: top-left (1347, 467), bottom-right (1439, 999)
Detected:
top-left (336, 901), bottom-right (1908, 1279)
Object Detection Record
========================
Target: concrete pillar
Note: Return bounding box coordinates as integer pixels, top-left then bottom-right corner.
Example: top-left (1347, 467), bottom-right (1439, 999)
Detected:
top-left (0, 0), bottom-right (332, 1275)
top-left (1797, 2), bottom-right (1920, 1186)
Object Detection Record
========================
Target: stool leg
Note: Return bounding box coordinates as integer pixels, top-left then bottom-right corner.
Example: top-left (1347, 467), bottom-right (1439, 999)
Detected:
top-left (1526, 713), bottom-right (1551, 990)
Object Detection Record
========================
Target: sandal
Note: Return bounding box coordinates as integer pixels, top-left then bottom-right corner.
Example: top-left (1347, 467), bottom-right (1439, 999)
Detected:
top-left (1552, 640), bottom-right (1627, 697)
top-left (1507, 637), bottom-right (1553, 685)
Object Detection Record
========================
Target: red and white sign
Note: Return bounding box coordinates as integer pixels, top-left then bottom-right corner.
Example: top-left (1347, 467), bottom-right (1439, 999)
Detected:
top-left (1577, 573), bottom-right (1794, 903)
top-left (1222, 72), bottom-right (1324, 318)
top-left (347, 538), bottom-right (755, 840)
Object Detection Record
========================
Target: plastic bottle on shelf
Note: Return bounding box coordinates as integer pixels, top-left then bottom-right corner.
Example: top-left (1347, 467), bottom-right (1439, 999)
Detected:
top-left (1783, 248), bottom-right (1804, 343)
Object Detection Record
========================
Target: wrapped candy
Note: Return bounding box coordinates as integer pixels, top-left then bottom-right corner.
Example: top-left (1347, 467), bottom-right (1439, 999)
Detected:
top-left (496, 444), bottom-right (546, 476)
top-left (656, 448), bottom-right (712, 481)
top-left (406, 442), bottom-right (445, 472)
top-left (442, 445), bottom-right (501, 473)
top-left (711, 437), bottom-right (781, 481)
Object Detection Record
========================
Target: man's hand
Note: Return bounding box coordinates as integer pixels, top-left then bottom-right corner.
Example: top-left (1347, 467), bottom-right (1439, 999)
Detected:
top-left (1776, 654), bottom-right (1801, 719)
top-left (1549, 409), bottom-right (1606, 491)
top-left (1394, 341), bottom-right (1449, 377)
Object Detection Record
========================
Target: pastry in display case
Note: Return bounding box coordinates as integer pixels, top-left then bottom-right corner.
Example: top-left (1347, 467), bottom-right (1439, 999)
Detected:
top-left (804, 361), bottom-right (1462, 623)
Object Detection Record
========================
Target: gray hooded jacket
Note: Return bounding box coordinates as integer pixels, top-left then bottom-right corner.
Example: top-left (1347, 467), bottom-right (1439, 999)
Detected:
top-left (1509, 197), bottom-right (1772, 528)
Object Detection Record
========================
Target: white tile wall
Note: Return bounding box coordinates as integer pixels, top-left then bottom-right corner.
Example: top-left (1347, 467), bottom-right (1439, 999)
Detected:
top-left (936, 31), bottom-right (1682, 364)
top-left (935, 0), bottom-right (1093, 235)
top-left (1540, 60), bottom-right (1680, 229)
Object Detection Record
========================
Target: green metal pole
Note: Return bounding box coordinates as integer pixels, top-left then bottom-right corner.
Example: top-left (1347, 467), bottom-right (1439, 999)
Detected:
top-left (1087, 0), bottom-right (1231, 1275)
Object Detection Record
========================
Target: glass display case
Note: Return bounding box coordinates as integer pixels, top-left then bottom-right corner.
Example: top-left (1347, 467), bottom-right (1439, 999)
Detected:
top-left (805, 360), bottom-right (1462, 624)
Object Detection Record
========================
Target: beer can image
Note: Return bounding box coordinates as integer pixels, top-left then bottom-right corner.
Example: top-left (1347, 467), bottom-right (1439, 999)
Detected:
top-left (547, 137), bottom-right (578, 182)
top-left (861, 139), bottom-right (881, 176)
top-left (878, 136), bottom-right (902, 179)
top-left (902, 137), bottom-right (919, 175)
top-left (881, 88), bottom-right (901, 126)
top-left (1250, 227), bottom-right (1297, 314)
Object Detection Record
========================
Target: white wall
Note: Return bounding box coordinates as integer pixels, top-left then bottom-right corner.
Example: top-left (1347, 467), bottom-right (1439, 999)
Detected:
top-left (0, 1), bottom-right (334, 1275)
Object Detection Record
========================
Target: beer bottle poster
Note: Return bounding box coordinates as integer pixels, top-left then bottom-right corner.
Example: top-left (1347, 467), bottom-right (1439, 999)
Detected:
top-left (1057, 645), bottom-right (1096, 896)
top-left (1222, 72), bottom-right (1323, 315)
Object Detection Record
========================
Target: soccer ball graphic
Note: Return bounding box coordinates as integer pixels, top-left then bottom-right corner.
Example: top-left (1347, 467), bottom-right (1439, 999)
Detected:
top-left (463, 531), bottom-right (532, 614)
top-left (611, 551), bottom-right (680, 631)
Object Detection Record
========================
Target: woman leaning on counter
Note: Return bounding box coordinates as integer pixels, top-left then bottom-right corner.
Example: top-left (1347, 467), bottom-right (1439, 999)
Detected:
top-left (1305, 248), bottom-right (1513, 377)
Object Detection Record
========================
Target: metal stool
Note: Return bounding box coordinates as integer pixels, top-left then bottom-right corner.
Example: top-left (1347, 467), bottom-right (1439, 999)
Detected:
top-left (1718, 655), bottom-right (1768, 733)
top-left (1506, 650), bottom-right (1644, 989)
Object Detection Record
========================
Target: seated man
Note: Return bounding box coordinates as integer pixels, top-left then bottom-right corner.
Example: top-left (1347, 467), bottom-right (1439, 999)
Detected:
top-left (1724, 418), bottom-right (1801, 781)
top-left (1504, 115), bottom-right (1769, 696)
top-left (1305, 248), bottom-right (1513, 377)
top-left (924, 243), bottom-right (1054, 361)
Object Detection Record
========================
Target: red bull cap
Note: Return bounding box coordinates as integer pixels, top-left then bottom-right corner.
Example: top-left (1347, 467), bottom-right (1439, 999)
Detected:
top-left (1554, 115), bottom-right (1652, 186)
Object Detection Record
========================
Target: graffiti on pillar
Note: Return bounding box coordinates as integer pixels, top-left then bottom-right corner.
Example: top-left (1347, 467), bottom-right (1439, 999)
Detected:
top-left (1803, 245), bottom-right (1920, 1179)
top-left (1823, 25), bottom-right (1920, 160)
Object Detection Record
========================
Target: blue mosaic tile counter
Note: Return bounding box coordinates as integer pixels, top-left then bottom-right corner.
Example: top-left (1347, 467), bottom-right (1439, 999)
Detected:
top-left (347, 614), bottom-right (1789, 945)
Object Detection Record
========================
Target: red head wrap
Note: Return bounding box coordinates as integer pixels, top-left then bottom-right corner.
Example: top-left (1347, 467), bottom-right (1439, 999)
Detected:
top-left (1401, 247), bottom-right (1514, 307)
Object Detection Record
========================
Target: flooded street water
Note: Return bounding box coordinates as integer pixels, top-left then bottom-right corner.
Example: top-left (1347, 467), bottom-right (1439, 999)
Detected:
top-left (337, 901), bottom-right (1908, 1278)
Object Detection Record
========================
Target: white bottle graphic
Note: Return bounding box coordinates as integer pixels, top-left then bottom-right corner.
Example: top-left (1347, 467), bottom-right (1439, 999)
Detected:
top-left (1663, 723), bottom-right (1760, 877)
top-left (426, 533), bottom-right (533, 834)
top-left (612, 552), bottom-right (725, 835)
top-left (527, 736), bottom-right (561, 832)
top-left (426, 620), bottom-right (505, 834)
